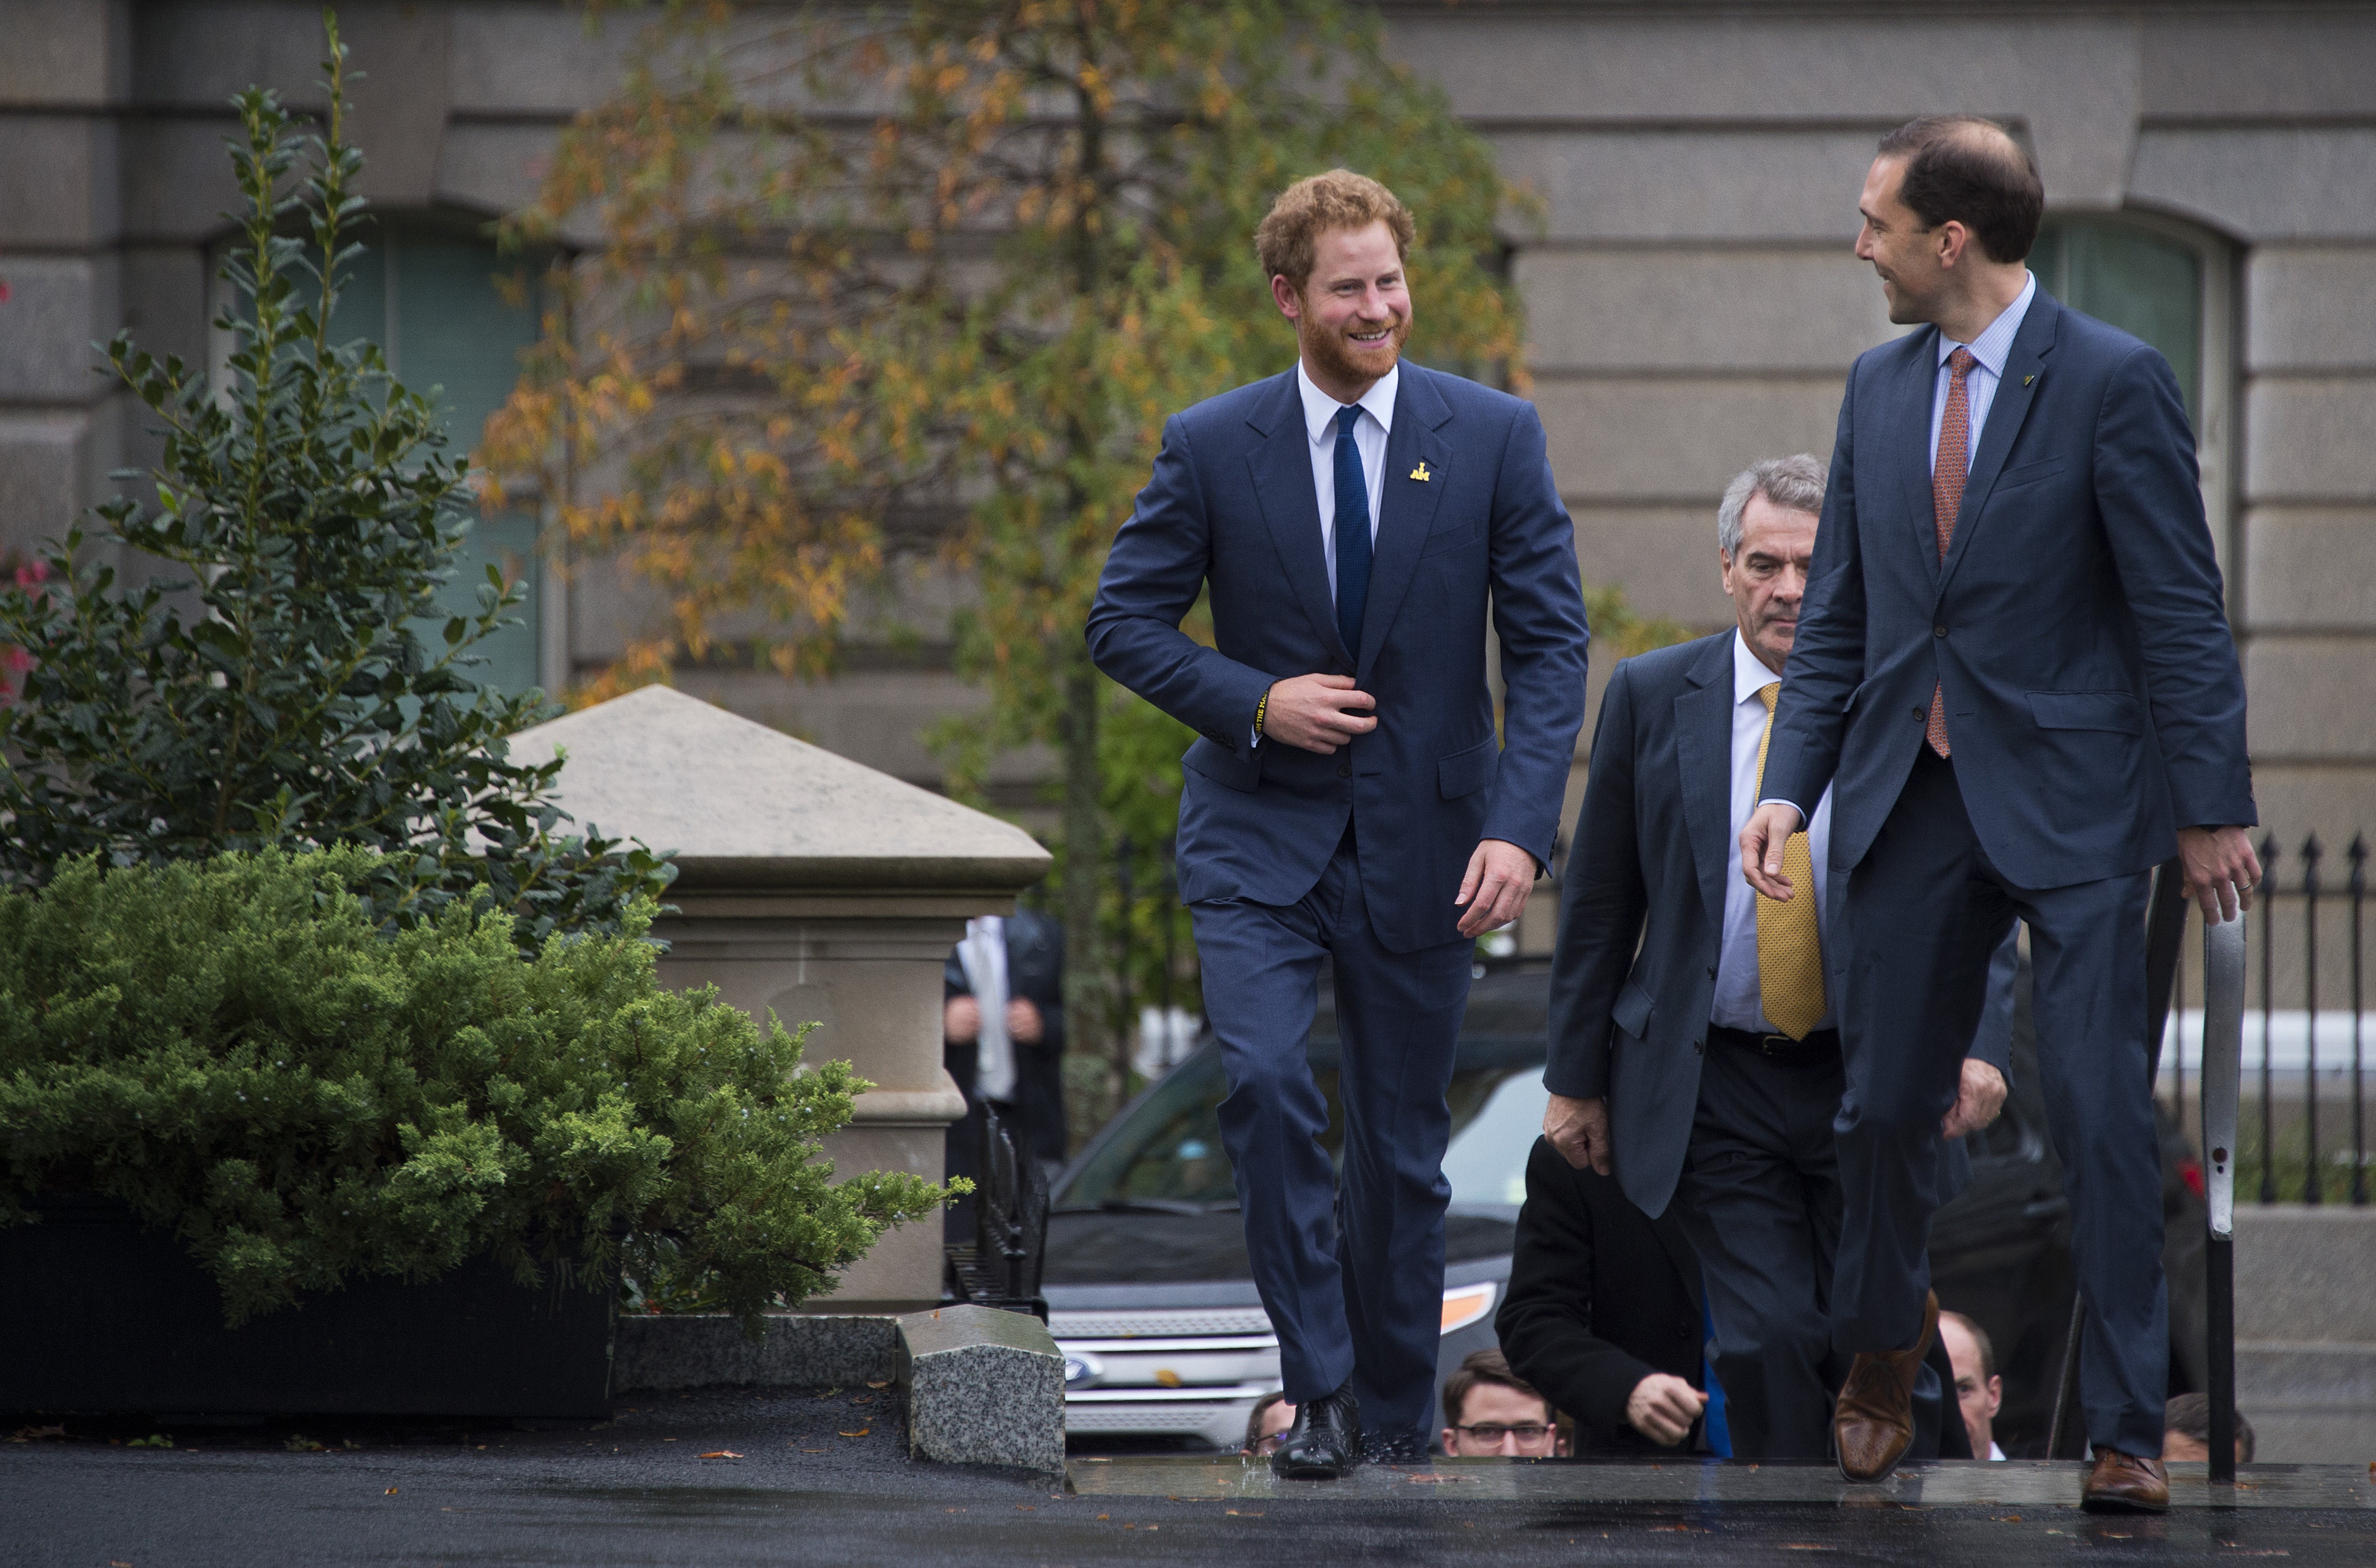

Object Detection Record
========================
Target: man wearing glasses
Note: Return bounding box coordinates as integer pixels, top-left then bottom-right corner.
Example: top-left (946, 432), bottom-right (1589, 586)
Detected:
top-left (1439, 1349), bottom-right (1569, 1458)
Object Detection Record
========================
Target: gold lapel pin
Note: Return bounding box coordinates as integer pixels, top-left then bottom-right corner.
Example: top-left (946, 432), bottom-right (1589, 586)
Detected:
top-left (2023, 373), bottom-right (2036, 386)
top-left (1409, 461), bottom-right (1431, 482)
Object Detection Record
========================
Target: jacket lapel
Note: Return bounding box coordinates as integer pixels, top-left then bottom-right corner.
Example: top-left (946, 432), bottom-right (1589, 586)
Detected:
top-left (1244, 372), bottom-right (1353, 669)
top-left (1671, 632), bottom-right (1736, 938)
top-left (1937, 291), bottom-right (2061, 602)
top-left (1892, 327), bottom-right (1946, 587)
top-left (1354, 366), bottom-right (1453, 679)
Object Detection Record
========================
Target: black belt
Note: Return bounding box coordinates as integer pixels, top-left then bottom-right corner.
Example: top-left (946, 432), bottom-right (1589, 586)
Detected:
top-left (1708, 1024), bottom-right (1841, 1069)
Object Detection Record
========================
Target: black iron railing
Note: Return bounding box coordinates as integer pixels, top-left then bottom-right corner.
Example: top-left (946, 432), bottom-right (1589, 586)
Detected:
top-left (943, 1103), bottom-right (1049, 1319)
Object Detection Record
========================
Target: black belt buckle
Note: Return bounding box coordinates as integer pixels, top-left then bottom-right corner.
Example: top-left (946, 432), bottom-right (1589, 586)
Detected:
top-left (1754, 1033), bottom-right (1796, 1057)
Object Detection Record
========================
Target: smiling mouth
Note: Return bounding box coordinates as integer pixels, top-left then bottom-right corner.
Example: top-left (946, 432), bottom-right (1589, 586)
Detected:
top-left (1349, 327), bottom-right (1393, 344)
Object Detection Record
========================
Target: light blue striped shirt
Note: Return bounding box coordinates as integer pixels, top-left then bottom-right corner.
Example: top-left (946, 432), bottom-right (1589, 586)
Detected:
top-left (1928, 271), bottom-right (2037, 474)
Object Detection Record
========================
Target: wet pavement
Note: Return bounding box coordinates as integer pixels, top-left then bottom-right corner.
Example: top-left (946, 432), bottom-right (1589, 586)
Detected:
top-left (7, 1389), bottom-right (2372, 1566)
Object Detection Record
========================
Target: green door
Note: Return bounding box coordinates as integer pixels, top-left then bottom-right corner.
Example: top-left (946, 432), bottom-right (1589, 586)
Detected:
top-left (2030, 220), bottom-right (2203, 426)
top-left (325, 232), bottom-right (546, 697)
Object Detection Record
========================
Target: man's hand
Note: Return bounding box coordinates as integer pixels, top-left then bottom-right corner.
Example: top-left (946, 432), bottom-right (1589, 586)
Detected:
top-left (1543, 1093), bottom-right (1613, 1176)
top-left (1740, 801), bottom-right (1807, 901)
top-left (1625, 1373), bottom-right (1707, 1448)
top-left (1456, 839), bottom-right (1539, 937)
top-left (1940, 1058), bottom-right (2008, 1140)
top-left (1006, 997), bottom-right (1044, 1045)
top-left (944, 995), bottom-right (980, 1044)
top-left (2178, 824), bottom-right (2262, 923)
top-left (1261, 673), bottom-right (1378, 754)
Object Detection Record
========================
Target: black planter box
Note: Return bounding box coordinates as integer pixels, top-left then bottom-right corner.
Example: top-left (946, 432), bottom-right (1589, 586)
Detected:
top-left (0, 1196), bottom-right (616, 1418)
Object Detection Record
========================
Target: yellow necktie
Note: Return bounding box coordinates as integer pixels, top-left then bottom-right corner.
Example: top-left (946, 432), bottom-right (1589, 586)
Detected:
top-left (1753, 682), bottom-right (1826, 1039)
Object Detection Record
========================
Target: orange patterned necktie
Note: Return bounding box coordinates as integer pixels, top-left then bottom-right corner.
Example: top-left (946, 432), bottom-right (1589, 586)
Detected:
top-left (1926, 345), bottom-right (1978, 758)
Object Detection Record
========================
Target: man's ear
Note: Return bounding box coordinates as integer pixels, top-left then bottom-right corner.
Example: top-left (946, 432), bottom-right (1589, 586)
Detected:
top-left (1271, 273), bottom-right (1304, 320)
top-left (1935, 219), bottom-right (1971, 271)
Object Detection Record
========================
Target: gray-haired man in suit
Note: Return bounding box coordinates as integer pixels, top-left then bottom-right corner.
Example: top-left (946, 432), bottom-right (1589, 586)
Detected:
top-left (1542, 455), bottom-right (2014, 1460)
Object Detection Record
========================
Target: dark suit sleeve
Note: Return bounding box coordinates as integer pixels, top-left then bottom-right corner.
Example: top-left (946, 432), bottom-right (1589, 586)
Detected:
top-left (1085, 415), bottom-right (1276, 750)
top-left (1764, 363), bottom-right (1870, 813)
top-left (2092, 347), bottom-right (2256, 830)
top-left (1481, 402), bottom-right (1592, 867)
top-left (1964, 924), bottom-right (2019, 1079)
top-left (1495, 1139), bottom-right (1659, 1447)
top-left (1544, 660), bottom-right (1649, 1100)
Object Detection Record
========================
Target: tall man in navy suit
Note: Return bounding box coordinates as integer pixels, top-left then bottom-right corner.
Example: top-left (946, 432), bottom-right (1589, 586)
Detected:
top-left (1087, 171), bottom-right (1589, 1475)
top-left (1741, 118), bottom-right (2260, 1510)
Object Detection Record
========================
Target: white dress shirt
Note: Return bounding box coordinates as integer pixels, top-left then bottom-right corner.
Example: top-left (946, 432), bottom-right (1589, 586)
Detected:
top-left (1255, 361), bottom-right (1399, 746)
top-left (1295, 358), bottom-right (1395, 593)
top-left (1927, 270), bottom-right (2037, 474)
top-left (1758, 273), bottom-right (2038, 826)
top-left (957, 914), bottom-right (1015, 1103)
top-left (1715, 630), bottom-right (1837, 1034)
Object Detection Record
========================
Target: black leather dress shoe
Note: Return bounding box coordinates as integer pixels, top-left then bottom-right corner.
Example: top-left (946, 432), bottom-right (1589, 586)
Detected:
top-left (1271, 1387), bottom-right (1362, 1479)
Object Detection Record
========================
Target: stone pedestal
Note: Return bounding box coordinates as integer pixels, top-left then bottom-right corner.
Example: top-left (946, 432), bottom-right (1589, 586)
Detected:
top-left (509, 686), bottom-right (1051, 1311)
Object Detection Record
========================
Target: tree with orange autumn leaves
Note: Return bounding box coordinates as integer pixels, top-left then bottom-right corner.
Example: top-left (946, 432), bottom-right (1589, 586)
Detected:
top-left (483, 0), bottom-right (1565, 1109)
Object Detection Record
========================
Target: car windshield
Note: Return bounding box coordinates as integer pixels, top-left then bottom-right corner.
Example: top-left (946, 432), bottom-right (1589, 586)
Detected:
top-left (1055, 1033), bottom-right (1550, 1218)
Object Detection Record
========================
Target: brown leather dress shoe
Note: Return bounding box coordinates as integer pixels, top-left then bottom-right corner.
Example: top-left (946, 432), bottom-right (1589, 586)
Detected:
top-left (1833, 1289), bottom-right (1939, 1482)
top-left (2082, 1450), bottom-right (2170, 1513)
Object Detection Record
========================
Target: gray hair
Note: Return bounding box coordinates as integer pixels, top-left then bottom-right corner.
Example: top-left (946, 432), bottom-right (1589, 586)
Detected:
top-left (1718, 455), bottom-right (1826, 556)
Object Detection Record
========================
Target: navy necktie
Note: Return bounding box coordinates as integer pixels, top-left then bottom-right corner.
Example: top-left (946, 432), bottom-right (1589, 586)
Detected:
top-left (1333, 403), bottom-right (1371, 657)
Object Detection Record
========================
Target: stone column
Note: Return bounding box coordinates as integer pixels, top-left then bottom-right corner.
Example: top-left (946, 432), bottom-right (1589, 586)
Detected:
top-left (509, 686), bottom-right (1051, 1311)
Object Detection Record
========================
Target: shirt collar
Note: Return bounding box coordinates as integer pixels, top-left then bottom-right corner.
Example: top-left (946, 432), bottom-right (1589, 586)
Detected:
top-left (1936, 270), bottom-right (2037, 379)
top-left (1732, 628), bottom-right (1786, 705)
top-left (1298, 358), bottom-right (1399, 446)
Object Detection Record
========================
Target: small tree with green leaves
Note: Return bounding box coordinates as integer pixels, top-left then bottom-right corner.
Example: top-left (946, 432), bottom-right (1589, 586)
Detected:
top-left (0, 18), bottom-right (668, 951)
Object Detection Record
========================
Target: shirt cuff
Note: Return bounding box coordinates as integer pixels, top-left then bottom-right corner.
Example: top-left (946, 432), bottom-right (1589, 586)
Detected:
top-left (1755, 798), bottom-right (1808, 831)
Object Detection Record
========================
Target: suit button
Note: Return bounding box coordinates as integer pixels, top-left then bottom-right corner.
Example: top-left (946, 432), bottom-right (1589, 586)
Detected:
top-left (1934, 624), bottom-right (1947, 637)
top-left (1706, 966), bottom-right (1716, 979)
top-left (1913, 707), bottom-right (1926, 720)
top-left (1693, 1039), bottom-right (1704, 1055)
top-left (1337, 762), bottom-right (1351, 779)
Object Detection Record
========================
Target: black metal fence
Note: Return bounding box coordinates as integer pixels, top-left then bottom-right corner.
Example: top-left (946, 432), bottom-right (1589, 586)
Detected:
top-left (2160, 832), bottom-right (2370, 1206)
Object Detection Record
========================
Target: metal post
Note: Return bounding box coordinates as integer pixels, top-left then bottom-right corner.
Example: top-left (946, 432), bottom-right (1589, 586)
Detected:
top-left (2260, 833), bottom-right (2280, 1205)
top-left (2351, 836), bottom-right (2367, 1207)
top-left (1114, 834), bottom-right (1135, 1099)
top-left (2304, 836), bottom-right (2324, 1204)
top-left (2201, 909), bottom-right (2247, 1485)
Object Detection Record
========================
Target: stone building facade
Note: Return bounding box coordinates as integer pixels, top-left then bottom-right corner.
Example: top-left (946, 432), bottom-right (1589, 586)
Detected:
top-left (5, 0), bottom-right (2373, 856)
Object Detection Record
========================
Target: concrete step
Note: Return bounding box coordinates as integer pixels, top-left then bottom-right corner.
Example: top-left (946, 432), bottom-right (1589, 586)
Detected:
top-left (2232, 1206), bottom-right (2376, 1341)
top-left (2235, 1342), bottom-right (2376, 1463)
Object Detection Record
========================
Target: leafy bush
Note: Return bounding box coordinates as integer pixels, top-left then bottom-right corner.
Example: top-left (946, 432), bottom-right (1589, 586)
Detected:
top-left (0, 20), bottom-right (667, 955)
top-left (0, 850), bottom-right (955, 1331)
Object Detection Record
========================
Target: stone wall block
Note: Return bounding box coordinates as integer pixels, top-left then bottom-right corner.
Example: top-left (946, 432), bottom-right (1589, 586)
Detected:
top-left (1534, 379), bottom-right (1841, 504)
top-left (2243, 637), bottom-right (2376, 761)
top-left (0, 117), bottom-right (117, 248)
top-left (0, 0), bottom-right (126, 105)
top-left (0, 258), bottom-right (115, 403)
top-left (896, 1304), bottom-right (1064, 1476)
top-left (1519, 249), bottom-right (1894, 374)
top-left (1492, 130), bottom-right (1876, 245)
top-left (0, 413), bottom-right (91, 561)
top-left (2246, 250), bottom-right (2376, 373)
top-left (2242, 508), bottom-right (2376, 631)
top-left (613, 1313), bottom-right (897, 1394)
top-left (2244, 380), bottom-right (2376, 504)
top-left (2130, 129), bottom-right (2376, 243)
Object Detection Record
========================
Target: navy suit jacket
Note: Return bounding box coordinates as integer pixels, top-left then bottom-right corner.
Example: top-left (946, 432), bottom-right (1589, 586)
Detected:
top-left (1545, 632), bottom-right (2016, 1218)
top-left (1763, 291), bottom-right (2254, 888)
top-left (1086, 363), bottom-right (1589, 953)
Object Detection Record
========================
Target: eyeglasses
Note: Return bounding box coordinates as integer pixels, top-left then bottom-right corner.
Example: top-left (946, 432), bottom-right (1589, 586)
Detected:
top-left (1453, 1423), bottom-right (1552, 1445)
top-left (1251, 1433), bottom-right (1286, 1455)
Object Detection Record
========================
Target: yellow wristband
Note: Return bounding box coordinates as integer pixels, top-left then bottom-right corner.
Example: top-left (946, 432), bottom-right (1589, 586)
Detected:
top-left (1254, 684), bottom-right (1272, 739)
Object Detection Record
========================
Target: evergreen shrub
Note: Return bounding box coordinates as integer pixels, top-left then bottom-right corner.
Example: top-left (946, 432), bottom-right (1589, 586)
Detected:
top-left (0, 850), bottom-right (952, 1331)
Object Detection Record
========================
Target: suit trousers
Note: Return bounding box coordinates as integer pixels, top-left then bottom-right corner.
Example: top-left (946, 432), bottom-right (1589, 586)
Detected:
top-left (1832, 747), bottom-right (2167, 1458)
top-left (1190, 828), bottom-right (1474, 1449)
top-left (1678, 1040), bottom-right (1955, 1459)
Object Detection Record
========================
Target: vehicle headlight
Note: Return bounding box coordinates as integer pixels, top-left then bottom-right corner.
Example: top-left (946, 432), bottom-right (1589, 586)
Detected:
top-left (1440, 1281), bottom-right (1496, 1335)
top-left (1063, 1351), bottom-right (1103, 1389)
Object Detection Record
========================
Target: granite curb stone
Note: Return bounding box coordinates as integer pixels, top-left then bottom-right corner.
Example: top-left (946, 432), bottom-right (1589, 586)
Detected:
top-left (613, 1314), bottom-right (897, 1394)
top-left (896, 1304), bottom-right (1065, 1477)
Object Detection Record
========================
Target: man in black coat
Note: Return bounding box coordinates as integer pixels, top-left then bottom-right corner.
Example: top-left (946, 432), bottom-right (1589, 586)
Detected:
top-left (944, 908), bottom-right (1066, 1238)
top-left (1497, 1137), bottom-right (1972, 1458)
